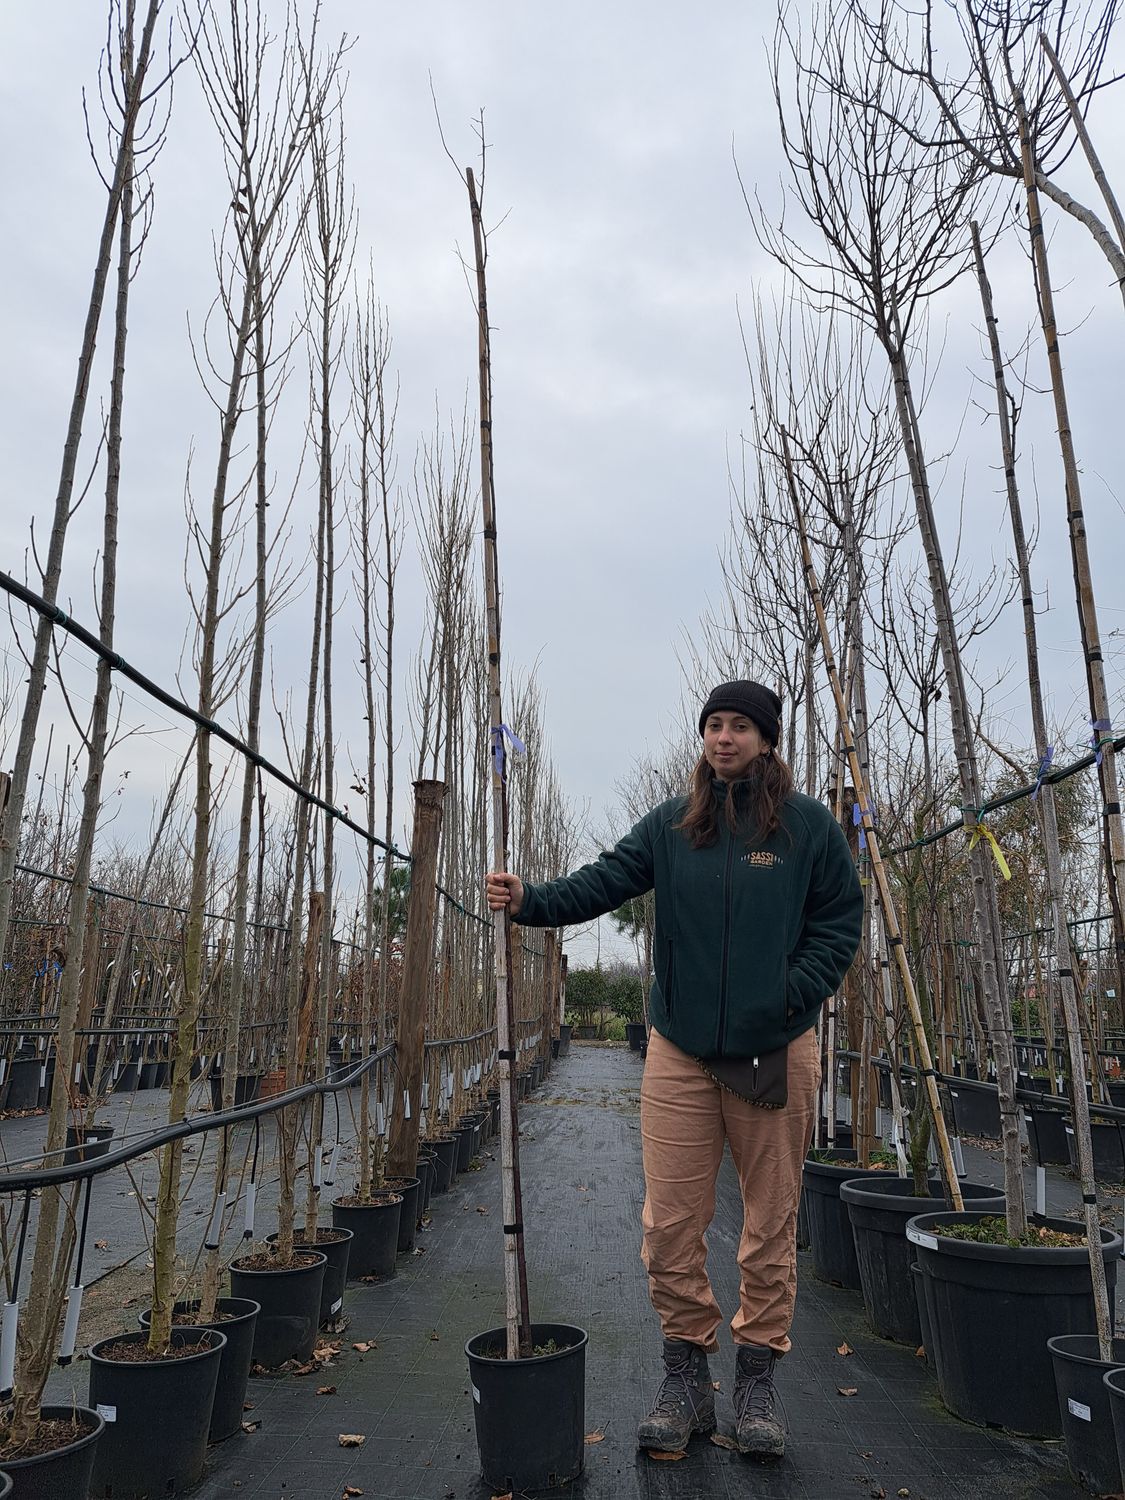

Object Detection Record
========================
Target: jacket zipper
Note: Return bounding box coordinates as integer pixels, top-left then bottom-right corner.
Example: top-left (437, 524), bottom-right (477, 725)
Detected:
top-left (716, 831), bottom-right (736, 1053)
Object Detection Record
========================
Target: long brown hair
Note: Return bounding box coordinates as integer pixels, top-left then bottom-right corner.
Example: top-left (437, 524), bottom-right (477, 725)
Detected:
top-left (674, 749), bottom-right (795, 849)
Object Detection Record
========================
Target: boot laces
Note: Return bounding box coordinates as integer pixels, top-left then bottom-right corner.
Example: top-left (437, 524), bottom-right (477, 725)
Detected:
top-left (736, 1360), bottom-right (786, 1429)
top-left (652, 1357), bottom-right (703, 1419)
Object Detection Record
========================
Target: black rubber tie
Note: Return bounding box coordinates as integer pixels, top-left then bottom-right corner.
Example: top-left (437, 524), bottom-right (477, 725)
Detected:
top-left (498, 1049), bottom-right (516, 1061)
top-left (503, 1222), bottom-right (523, 1235)
top-left (1083, 1194), bottom-right (1099, 1205)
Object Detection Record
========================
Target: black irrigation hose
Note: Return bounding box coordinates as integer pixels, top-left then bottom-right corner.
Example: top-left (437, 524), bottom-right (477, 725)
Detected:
top-left (0, 1043), bottom-right (395, 1195)
top-left (0, 570), bottom-right (491, 929)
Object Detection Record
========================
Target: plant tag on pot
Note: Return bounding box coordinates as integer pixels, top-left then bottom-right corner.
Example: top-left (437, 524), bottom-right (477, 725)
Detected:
top-left (906, 1227), bottom-right (938, 1251)
top-left (472, 1384), bottom-right (481, 1403)
top-left (1068, 1398), bottom-right (1092, 1422)
top-left (331, 1298), bottom-right (343, 1314)
top-left (97, 1403), bottom-right (117, 1423)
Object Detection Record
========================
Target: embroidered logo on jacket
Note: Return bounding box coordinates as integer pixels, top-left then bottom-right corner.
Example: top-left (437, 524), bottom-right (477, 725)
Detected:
top-left (742, 851), bottom-right (783, 868)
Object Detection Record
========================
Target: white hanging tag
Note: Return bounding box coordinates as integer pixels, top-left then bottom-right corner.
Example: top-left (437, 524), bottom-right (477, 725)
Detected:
top-left (249, 1048), bottom-right (256, 1065)
top-left (0, 1060), bottom-right (7, 1086)
top-left (312, 1153), bottom-right (323, 1190)
top-left (422, 1082), bottom-right (430, 1109)
top-left (73, 1062), bottom-right (83, 1084)
top-left (376, 1102), bottom-right (386, 1136)
top-left (39, 1064), bottom-right (47, 1088)
top-left (243, 1182), bottom-right (257, 1239)
top-left (0, 1302), bottom-right (18, 1397)
top-left (325, 1143), bottom-right (339, 1185)
top-left (404, 1091), bottom-right (411, 1121)
top-left (58, 1285), bottom-right (84, 1364)
top-left (205, 1192), bottom-right (227, 1251)
top-left (111, 1061), bottom-right (120, 1082)
top-left (96, 1403), bottom-right (117, 1423)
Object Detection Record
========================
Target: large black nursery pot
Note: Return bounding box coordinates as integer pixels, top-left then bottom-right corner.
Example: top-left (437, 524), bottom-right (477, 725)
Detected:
top-left (230, 1249), bottom-right (327, 1368)
top-left (415, 1152), bottom-right (435, 1216)
top-left (625, 1022), bottom-right (646, 1051)
top-left (390, 1177), bottom-right (422, 1253)
top-left (5, 1056), bottom-right (41, 1111)
top-left (802, 1151), bottom-right (895, 1290)
top-left (138, 1297), bottom-right (260, 1443)
top-left (907, 1211), bottom-right (1121, 1437)
top-left (429, 1135), bottom-right (457, 1193)
top-left (466, 1323), bottom-right (588, 1493)
top-left (945, 1081), bottom-right (1001, 1139)
top-left (557, 1023), bottom-right (571, 1057)
top-left (1103, 1367), bottom-right (1125, 1493)
top-left (0, 1405), bottom-right (104, 1500)
top-left (88, 1328), bottom-right (226, 1497)
top-left (840, 1176), bottom-right (1004, 1346)
top-left (454, 1120), bottom-right (477, 1174)
top-left (1025, 1104), bottom-right (1069, 1166)
top-left (332, 1193), bottom-right (402, 1280)
top-left (267, 1228), bottom-right (352, 1327)
top-left (1048, 1333), bottom-right (1125, 1494)
top-left (1065, 1119), bottom-right (1125, 1183)
top-left (62, 1123), bottom-right (114, 1167)
top-left (0, 1470), bottom-right (9, 1497)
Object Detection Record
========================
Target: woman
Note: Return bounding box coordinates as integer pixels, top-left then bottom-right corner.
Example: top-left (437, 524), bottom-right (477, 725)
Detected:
top-left (485, 681), bottom-right (863, 1459)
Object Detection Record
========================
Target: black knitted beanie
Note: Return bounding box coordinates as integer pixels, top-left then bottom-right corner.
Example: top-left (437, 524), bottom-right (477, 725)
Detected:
top-left (698, 681), bottom-right (782, 746)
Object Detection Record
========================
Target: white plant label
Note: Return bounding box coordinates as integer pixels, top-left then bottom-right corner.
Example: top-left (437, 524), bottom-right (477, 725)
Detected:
top-left (97, 1403), bottom-right (117, 1423)
top-left (906, 1227), bottom-right (938, 1251)
top-left (471, 1384), bottom-right (481, 1404)
top-left (1068, 1398), bottom-right (1092, 1422)
top-left (331, 1298), bottom-right (343, 1314)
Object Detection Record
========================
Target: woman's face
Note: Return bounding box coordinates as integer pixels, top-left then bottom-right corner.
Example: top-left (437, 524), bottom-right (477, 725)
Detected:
top-left (702, 711), bottom-right (768, 782)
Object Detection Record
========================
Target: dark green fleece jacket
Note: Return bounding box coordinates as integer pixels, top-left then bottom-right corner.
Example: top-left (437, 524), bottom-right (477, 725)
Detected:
top-left (515, 782), bottom-right (863, 1059)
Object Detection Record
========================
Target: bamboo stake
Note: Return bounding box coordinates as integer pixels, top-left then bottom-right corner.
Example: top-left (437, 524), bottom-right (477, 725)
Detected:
top-left (467, 165), bottom-right (531, 1359)
top-left (779, 428), bottom-right (962, 1211)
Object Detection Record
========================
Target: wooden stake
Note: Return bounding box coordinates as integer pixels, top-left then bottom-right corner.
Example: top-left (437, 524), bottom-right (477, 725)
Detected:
top-left (387, 781), bottom-right (445, 1179)
top-left (467, 164), bottom-right (532, 1359)
top-left (779, 428), bottom-right (962, 1211)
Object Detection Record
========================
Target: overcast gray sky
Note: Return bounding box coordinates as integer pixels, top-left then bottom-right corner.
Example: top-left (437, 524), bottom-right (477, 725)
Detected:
top-left (2, 4), bottom-right (1123, 966)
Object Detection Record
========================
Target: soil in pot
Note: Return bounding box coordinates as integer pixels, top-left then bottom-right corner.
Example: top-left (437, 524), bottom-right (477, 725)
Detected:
top-left (138, 1297), bottom-right (260, 1443)
top-left (0, 1406), bottom-right (104, 1500)
top-left (229, 1249), bottom-right (327, 1369)
top-left (429, 1135), bottom-right (457, 1193)
top-left (840, 1176), bottom-right (1004, 1345)
top-left (466, 1323), bottom-right (588, 1493)
top-left (906, 1211), bottom-right (1121, 1436)
top-left (88, 1328), bottom-right (225, 1498)
top-left (1048, 1332), bottom-right (1125, 1494)
top-left (802, 1149), bottom-right (897, 1290)
top-left (332, 1193), bottom-right (403, 1281)
top-left (267, 1228), bottom-right (352, 1328)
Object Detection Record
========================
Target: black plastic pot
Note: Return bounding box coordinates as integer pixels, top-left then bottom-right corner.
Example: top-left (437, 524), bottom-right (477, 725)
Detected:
top-left (138, 1059), bottom-right (158, 1089)
top-left (430, 1136), bottom-right (457, 1193)
top-left (1026, 1105), bottom-right (1070, 1166)
top-left (1047, 1333), bottom-right (1125, 1493)
top-left (267, 1229), bottom-right (352, 1326)
top-left (88, 1328), bottom-right (225, 1497)
top-left (1103, 1367), bottom-right (1125, 1494)
top-left (817, 1122), bottom-right (854, 1150)
top-left (802, 1153), bottom-right (897, 1290)
top-left (5, 1057), bottom-right (41, 1111)
top-left (840, 1176), bottom-right (1005, 1345)
top-left (332, 1195), bottom-right (402, 1280)
top-left (454, 1121), bottom-right (476, 1173)
top-left (557, 1024), bottom-right (571, 1057)
top-left (466, 1323), bottom-right (588, 1492)
top-left (946, 1082), bottom-right (1001, 1139)
top-left (416, 1153), bottom-right (435, 1216)
top-left (551, 1037), bottom-right (560, 1059)
top-left (517, 1070), bottom-right (532, 1100)
top-left (911, 1263), bottom-right (932, 1364)
top-left (625, 1022), bottom-right (646, 1051)
top-left (113, 1060), bottom-right (139, 1093)
top-left (0, 1404), bottom-right (103, 1499)
top-left (0, 1471), bottom-right (9, 1498)
top-left (229, 1250), bottom-right (327, 1368)
top-left (390, 1178), bottom-right (421, 1253)
top-left (138, 1297), bottom-right (260, 1443)
top-left (63, 1123), bottom-right (114, 1167)
top-left (906, 1211), bottom-right (1121, 1436)
top-left (531, 1059), bottom-right (544, 1089)
top-left (1066, 1120), bottom-right (1125, 1183)
top-left (153, 1060), bottom-right (171, 1087)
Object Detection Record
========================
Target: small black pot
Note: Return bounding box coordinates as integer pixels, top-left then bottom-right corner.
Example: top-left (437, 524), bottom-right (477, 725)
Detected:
top-left (802, 1153), bottom-right (897, 1290)
top-left (551, 1037), bottom-right (560, 1059)
top-left (5, 1057), bottom-right (41, 1111)
top-left (138, 1060), bottom-right (159, 1090)
top-left (466, 1323), bottom-right (588, 1493)
top-left (88, 1328), bottom-right (225, 1497)
top-left (557, 1024), bottom-right (571, 1057)
top-left (332, 1195), bottom-right (402, 1280)
top-left (415, 1154), bottom-right (434, 1217)
top-left (429, 1136), bottom-right (457, 1193)
top-left (1048, 1332), bottom-right (1125, 1493)
top-left (946, 1082), bottom-right (1001, 1139)
top-left (840, 1176), bottom-right (1005, 1345)
top-left (63, 1124), bottom-right (114, 1167)
top-left (113, 1060), bottom-right (140, 1093)
top-left (229, 1250), bottom-right (327, 1368)
top-left (0, 1404), bottom-right (103, 1500)
top-left (453, 1121), bottom-right (476, 1174)
top-left (907, 1211), bottom-right (1121, 1436)
top-left (267, 1229), bottom-right (352, 1326)
top-left (1066, 1119), bottom-right (1125, 1183)
top-left (138, 1297), bottom-right (260, 1443)
top-left (625, 1022), bottom-right (646, 1052)
top-left (1026, 1105), bottom-right (1070, 1166)
top-left (389, 1178), bottom-right (421, 1253)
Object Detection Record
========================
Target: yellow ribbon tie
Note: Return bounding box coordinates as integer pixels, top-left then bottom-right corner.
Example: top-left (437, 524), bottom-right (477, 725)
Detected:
top-left (967, 823), bottom-right (1011, 881)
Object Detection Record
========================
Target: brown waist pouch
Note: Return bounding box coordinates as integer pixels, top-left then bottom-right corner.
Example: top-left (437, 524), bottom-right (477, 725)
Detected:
top-left (695, 1044), bottom-right (789, 1109)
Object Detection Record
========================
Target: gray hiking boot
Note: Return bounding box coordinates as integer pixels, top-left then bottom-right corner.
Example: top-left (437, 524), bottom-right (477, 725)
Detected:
top-left (636, 1338), bottom-right (716, 1452)
top-left (734, 1343), bottom-right (785, 1458)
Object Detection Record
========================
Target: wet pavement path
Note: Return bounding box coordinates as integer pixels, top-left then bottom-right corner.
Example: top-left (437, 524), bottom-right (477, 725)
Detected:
top-left (157, 1043), bottom-right (1086, 1500)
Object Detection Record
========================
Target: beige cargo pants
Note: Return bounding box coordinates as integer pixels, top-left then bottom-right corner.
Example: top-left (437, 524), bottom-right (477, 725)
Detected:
top-left (639, 1024), bottom-right (820, 1355)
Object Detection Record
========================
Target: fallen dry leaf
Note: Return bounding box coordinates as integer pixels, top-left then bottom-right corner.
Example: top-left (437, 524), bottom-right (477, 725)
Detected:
top-left (241, 1420), bottom-right (260, 1434)
top-left (584, 1429), bottom-right (605, 1445)
top-left (837, 1387), bottom-right (859, 1397)
top-left (476, 1205), bottom-right (490, 1215)
top-left (94, 1239), bottom-right (109, 1250)
top-left (491, 1493), bottom-right (513, 1500)
top-left (915, 1345), bottom-right (926, 1359)
top-left (836, 1341), bottom-right (853, 1356)
top-left (645, 1449), bottom-right (687, 1462)
top-left (710, 1432), bottom-right (739, 1451)
top-left (577, 1185), bottom-right (589, 1192)
top-left (897, 1491), bottom-right (911, 1498)
top-left (712, 1380), bottom-right (722, 1391)
top-left (871, 1489), bottom-right (886, 1500)
top-left (338, 1433), bottom-right (366, 1448)
top-left (429, 1330), bottom-right (440, 1342)
top-left (352, 1342), bottom-right (372, 1353)
top-left (343, 1489), bottom-right (363, 1498)
top-left (316, 1385), bottom-right (337, 1396)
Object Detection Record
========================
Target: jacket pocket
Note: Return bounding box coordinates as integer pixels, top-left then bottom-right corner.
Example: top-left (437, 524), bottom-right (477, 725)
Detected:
top-left (661, 939), bottom-right (676, 1022)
